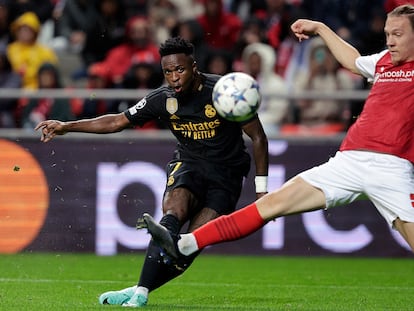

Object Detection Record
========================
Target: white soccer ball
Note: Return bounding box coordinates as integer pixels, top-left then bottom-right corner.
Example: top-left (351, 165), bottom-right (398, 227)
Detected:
top-left (212, 72), bottom-right (261, 122)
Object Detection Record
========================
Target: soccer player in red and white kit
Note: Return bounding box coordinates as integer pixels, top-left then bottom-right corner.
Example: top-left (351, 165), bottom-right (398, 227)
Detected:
top-left (141, 4), bottom-right (414, 257)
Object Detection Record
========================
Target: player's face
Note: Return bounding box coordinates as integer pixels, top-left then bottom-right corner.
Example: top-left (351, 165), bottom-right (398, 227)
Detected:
top-left (384, 16), bottom-right (414, 64)
top-left (161, 53), bottom-right (196, 94)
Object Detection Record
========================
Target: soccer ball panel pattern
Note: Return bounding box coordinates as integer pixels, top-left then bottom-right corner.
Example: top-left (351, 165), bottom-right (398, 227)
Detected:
top-left (212, 72), bottom-right (261, 122)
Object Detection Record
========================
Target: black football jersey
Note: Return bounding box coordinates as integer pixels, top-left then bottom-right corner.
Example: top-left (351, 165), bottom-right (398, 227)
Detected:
top-left (125, 73), bottom-right (255, 167)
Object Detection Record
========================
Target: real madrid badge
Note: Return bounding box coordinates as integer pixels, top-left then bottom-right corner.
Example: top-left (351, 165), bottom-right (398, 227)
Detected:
top-left (166, 98), bottom-right (178, 115)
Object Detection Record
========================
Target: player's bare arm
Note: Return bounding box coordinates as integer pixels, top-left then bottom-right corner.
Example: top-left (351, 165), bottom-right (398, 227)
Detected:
top-left (35, 113), bottom-right (131, 142)
top-left (242, 118), bottom-right (269, 198)
top-left (291, 19), bottom-right (361, 75)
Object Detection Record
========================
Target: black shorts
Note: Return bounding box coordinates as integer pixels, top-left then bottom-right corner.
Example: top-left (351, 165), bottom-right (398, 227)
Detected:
top-left (164, 158), bottom-right (249, 215)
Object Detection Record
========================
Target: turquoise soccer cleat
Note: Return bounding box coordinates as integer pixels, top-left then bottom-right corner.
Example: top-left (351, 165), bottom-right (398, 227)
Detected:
top-left (122, 293), bottom-right (148, 307)
top-left (98, 285), bottom-right (136, 305)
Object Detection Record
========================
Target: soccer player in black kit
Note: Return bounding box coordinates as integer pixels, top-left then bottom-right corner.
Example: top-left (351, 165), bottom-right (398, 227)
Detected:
top-left (35, 37), bottom-right (269, 307)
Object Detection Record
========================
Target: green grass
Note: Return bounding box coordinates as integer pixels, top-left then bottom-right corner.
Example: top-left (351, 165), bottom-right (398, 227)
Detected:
top-left (0, 253), bottom-right (413, 310)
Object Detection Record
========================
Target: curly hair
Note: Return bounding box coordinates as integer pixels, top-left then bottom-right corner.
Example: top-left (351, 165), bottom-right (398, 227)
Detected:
top-left (159, 37), bottom-right (194, 57)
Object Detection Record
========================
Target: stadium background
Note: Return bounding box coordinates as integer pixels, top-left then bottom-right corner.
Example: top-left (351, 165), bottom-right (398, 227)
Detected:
top-left (1, 129), bottom-right (413, 258)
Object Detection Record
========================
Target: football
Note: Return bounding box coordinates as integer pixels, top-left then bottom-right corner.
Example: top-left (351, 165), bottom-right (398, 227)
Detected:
top-left (212, 72), bottom-right (261, 122)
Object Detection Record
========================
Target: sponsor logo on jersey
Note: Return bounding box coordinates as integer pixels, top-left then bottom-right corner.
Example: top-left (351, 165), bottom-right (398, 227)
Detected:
top-left (129, 98), bottom-right (147, 115)
top-left (171, 119), bottom-right (220, 139)
top-left (374, 68), bottom-right (414, 83)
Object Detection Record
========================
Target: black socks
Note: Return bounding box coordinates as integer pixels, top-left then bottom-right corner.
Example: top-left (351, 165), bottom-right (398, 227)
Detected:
top-left (137, 214), bottom-right (199, 292)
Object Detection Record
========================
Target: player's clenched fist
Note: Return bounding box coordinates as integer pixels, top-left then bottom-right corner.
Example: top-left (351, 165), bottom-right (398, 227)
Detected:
top-left (290, 19), bottom-right (322, 41)
top-left (35, 120), bottom-right (66, 142)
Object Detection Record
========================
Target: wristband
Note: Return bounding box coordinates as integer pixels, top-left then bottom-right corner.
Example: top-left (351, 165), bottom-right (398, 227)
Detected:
top-left (255, 176), bottom-right (268, 193)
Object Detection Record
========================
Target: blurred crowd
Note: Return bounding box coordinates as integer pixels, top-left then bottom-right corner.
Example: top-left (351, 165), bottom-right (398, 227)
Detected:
top-left (0, 0), bottom-right (408, 134)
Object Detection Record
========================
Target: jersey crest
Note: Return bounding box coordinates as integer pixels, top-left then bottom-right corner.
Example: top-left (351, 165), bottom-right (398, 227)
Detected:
top-left (204, 104), bottom-right (217, 118)
top-left (166, 98), bottom-right (178, 115)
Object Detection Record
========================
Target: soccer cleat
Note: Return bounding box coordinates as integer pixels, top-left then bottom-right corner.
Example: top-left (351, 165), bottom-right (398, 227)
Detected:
top-left (136, 213), bottom-right (179, 259)
top-left (98, 285), bottom-right (136, 305)
top-left (122, 293), bottom-right (148, 307)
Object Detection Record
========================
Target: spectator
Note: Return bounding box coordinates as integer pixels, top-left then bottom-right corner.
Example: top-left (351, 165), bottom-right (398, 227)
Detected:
top-left (241, 42), bottom-right (288, 136)
top-left (21, 62), bottom-right (74, 129)
top-left (79, 62), bottom-right (118, 119)
top-left (255, 0), bottom-right (296, 51)
top-left (118, 59), bottom-right (165, 129)
top-left (204, 49), bottom-right (233, 75)
top-left (197, 0), bottom-right (242, 51)
top-left (172, 19), bottom-right (210, 72)
top-left (121, 59), bottom-right (163, 90)
top-left (272, 7), bottom-right (308, 77)
top-left (148, 0), bottom-right (179, 45)
top-left (169, 0), bottom-right (203, 21)
top-left (93, 15), bottom-right (160, 85)
top-left (120, 0), bottom-right (147, 19)
top-left (284, 37), bottom-right (356, 135)
top-left (0, 51), bottom-right (21, 127)
top-left (229, 0), bottom-right (267, 21)
top-left (356, 8), bottom-right (387, 57)
top-left (81, 0), bottom-right (126, 68)
top-left (0, 0), bottom-right (11, 53)
top-left (233, 16), bottom-right (269, 71)
top-left (300, 0), bottom-right (384, 46)
top-left (7, 12), bottom-right (58, 89)
top-left (7, 0), bottom-right (54, 24)
top-left (347, 7), bottom-right (386, 130)
top-left (56, 0), bottom-right (100, 53)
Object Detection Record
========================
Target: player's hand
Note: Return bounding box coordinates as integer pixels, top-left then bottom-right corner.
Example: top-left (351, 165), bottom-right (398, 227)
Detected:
top-left (34, 120), bottom-right (67, 142)
top-left (290, 19), bottom-right (321, 41)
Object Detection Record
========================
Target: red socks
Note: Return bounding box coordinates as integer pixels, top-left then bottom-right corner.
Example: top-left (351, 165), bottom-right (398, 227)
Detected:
top-left (193, 203), bottom-right (265, 250)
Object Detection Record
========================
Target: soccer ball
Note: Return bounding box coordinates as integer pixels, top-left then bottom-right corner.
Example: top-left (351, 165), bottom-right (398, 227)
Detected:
top-left (212, 72), bottom-right (260, 122)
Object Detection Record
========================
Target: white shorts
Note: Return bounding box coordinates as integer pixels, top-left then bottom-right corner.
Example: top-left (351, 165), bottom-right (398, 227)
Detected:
top-left (299, 150), bottom-right (414, 227)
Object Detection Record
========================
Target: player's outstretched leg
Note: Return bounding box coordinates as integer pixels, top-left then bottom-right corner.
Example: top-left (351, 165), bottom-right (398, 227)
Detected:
top-left (137, 213), bottom-right (179, 259)
top-left (98, 285), bottom-right (136, 305)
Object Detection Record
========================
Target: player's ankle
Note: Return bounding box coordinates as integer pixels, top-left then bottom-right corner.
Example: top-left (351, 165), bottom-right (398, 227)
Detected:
top-left (135, 286), bottom-right (149, 295)
top-left (178, 233), bottom-right (198, 256)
